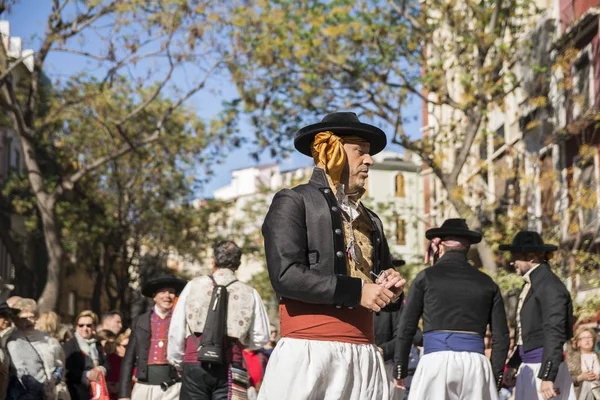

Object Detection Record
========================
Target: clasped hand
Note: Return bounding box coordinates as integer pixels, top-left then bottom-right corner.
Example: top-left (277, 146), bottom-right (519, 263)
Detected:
top-left (360, 268), bottom-right (406, 312)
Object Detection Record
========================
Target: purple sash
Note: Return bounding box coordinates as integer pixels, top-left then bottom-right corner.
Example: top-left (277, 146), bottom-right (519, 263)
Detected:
top-left (519, 346), bottom-right (544, 363)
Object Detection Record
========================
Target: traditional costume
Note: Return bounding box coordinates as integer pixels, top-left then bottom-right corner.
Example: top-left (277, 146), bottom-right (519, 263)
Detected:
top-left (118, 275), bottom-right (186, 400)
top-left (501, 231), bottom-right (576, 400)
top-left (394, 219), bottom-right (510, 400)
top-left (167, 267), bottom-right (270, 400)
top-left (258, 112), bottom-right (402, 400)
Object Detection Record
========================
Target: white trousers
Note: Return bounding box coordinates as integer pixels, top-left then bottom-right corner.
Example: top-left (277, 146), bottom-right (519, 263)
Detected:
top-left (131, 382), bottom-right (181, 400)
top-left (514, 362), bottom-right (575, 400)
top-left (258, 337), bottom-right (389, 400)
top-left (407, 351), bottom-right (499, 400)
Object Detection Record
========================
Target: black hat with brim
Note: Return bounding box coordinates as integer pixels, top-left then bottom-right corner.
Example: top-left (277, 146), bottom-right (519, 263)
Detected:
top-left (294, 112), bottom-right (387, 157)
top-left (141, 275), bottom-right (187, 298)
top-left (498, 231), bottom-right (558, 253)
top-left (425, 218), bottom-right (483, 244)
top-left (0, 301), bottom-right (19, 317)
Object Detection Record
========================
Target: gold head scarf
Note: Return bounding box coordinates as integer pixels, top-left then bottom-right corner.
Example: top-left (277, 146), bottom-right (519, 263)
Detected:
top-left (311, 131), bottom-right (367, 186)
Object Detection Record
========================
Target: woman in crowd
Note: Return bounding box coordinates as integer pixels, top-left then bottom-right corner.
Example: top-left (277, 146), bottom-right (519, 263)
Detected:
top-left (6, 298), bottom-right (65, 400)
top-left (36, 312), bottom-right (61, 341)
top-left (106, 330), bottom-right (130, 400)
top-left (567, 327), bottom-right (600, 400)
top-left (64, 310), bottom-right (109, 400)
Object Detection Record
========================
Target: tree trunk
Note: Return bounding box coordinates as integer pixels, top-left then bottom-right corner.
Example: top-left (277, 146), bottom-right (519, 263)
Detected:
top-left (18, 135), bottom-right (64, 312)
top-left (36, 199), bottom-right (63, 312)
top-left (445, 183), bottom-right (498, 273)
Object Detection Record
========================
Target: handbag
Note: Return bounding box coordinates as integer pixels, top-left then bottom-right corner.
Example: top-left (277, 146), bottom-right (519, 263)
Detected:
top-left (90, 373), bottom-right (110, 400)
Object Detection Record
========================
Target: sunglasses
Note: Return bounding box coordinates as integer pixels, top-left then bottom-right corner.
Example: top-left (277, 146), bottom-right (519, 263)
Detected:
top-left (78, 324), bottom-right (93, 328)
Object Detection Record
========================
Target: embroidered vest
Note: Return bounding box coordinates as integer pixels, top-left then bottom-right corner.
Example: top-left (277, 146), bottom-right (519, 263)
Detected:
top-left (185, 269), bottom-right (255, 345)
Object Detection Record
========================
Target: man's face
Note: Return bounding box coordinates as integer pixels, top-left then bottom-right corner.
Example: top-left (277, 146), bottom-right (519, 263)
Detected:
top-left (16, 310), bottom-right (36, 331)
top-left (510, 252), bottom-right (536, 276)
top-left (0, 315), bottom-right (10, 331)
top-left (343, 141), bottom-right (373, 194)
top-left (153, 288), bottom-right (176, 312)
top-left (269, 325), bottom-right (277, 343)
top-left (107, 315), bottom-right (123, 335)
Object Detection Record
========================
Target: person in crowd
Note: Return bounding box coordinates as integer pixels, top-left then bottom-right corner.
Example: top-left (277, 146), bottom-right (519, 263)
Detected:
top-left (394, 219), bottom-right (510, 400)
top-left (501, 231), bottom-right (575, 400)
top-left (119, 275), bottom-right (186, 400)
top-left (96, 330), bottom-right (117, 356)
top-left (374, 259), bottom-right (406, 400)
top-left (594, 321), bottom-right (600, 353)
top-left (259, 324), bottom-right (278, 360)
top-left (0, 300), bottom-right (18, 399)
top-left (107, 330), bottom-right (129, 400)
top-left (6, 298), bottom-right (65, 400)
top-left (259, 112), bottom-right (405, 400)
top-left (58, 325), bottom-right (74, 345)
top-left (168, 241), bottom-right (270, 400)
top-left (243, 348), bottom-right (265, 400)
top-left (64, 310), bottom-right (109, 400)
top-left (100, 312), bottom-right (123, 336)
top-left (567, 327), bottom-right (600, 399)
top-left (36, 312), bottom-right (61, 341)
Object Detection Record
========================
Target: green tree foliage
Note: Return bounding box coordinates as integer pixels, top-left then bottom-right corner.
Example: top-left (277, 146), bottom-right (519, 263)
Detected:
top-left (218, 0), bottom-right (542, 273)
top-left (0, 0), bottom-right (241, 312)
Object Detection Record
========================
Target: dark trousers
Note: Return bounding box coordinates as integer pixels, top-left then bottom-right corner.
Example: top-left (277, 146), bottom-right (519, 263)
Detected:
top-left (180, 362), bottom-right (229, 400)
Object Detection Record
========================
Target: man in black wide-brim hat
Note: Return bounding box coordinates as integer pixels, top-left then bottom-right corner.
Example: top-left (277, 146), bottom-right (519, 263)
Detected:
top-left (259, 112), bottom-right (406, 399)
top-left (119, 274), bottom-right (186, 400)
top-left (393, 218), bottom-right (509, 400)
top-left (500, 231), bottom-right (575, 400)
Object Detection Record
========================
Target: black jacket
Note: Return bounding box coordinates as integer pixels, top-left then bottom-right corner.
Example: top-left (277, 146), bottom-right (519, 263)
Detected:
top-left (262, 168), bottom-right (399, 309)
top-left (64, 338), bottom-right (108, 400)
top-left (118, 311), bottom-right (152, 398)
top-left (394, 252), bottom-right (509, 389)
top-left (508, 263), bottom-right (574, 382)
top-left (374, 306), bottom-right (403, 361)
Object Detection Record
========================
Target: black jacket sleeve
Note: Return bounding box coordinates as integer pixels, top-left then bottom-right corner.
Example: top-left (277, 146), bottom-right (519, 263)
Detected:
top-left (489, 284), bottom-right (510, 389)
top-left (262, 189), bottom-right (362, 307)
top-left (64, 341), bottom-right (85, 386)
top-left (539, 281), bottom-right (572, 381)
top-left (118, 319), bottom-right (137, 398)
top-left (394, 271), bottom-right (426, 379)
top-left (378, 306), bottom-right (403, 361)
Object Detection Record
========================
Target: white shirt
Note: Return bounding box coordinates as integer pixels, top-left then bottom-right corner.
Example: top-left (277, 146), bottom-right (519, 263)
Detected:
top-left (167, 280), bottom-right (270, 371)
top-left (516, 263), bottom-right (541, 345)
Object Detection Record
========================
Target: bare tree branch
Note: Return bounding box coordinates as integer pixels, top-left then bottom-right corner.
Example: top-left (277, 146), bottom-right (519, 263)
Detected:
top-left (448, 108), bottom-right (484, 184)
top-left (0, 53), bottom-right (35, 84)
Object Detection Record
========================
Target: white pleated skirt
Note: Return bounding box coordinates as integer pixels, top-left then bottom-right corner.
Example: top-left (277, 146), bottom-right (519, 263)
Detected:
top-left (257, 337), bottom-right (389, 400)
top-left (514, 361), bottom-right (575, 400)
top-left (407, 351), bottom-right (498, 400)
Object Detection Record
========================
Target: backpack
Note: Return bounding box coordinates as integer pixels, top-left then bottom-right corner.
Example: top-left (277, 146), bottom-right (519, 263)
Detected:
top-left (191, 275), bottom-right (237, 364)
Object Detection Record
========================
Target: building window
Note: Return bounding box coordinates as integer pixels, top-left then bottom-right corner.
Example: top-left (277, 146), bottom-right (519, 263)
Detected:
top-left (396, 218), bottom-right (406, 245)
top-left (395, 174), bottom-right (405, 198)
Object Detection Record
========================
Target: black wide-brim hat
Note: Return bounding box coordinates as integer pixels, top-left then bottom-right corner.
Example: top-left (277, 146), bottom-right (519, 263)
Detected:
top-left (425, 218), bottom-right (482, 244)
top-left (499, 231), bottom-right (558, 253)
top-left (294, 112), bottom-right (387, 157)
top-left (141, 275), bottom-right (187, 298)
top-left (0, 300), bottom-right (19, 317)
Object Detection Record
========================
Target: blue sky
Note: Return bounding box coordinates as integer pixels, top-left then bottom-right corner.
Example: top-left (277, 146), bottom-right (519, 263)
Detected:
top-left (7, 2), bottom-right (421, 197)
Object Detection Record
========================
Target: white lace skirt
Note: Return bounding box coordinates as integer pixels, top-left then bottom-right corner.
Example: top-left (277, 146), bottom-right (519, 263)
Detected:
top-left (407, 351), bottom-right (498, 400)
top-left (258, 337), bottom-right (389, 400)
